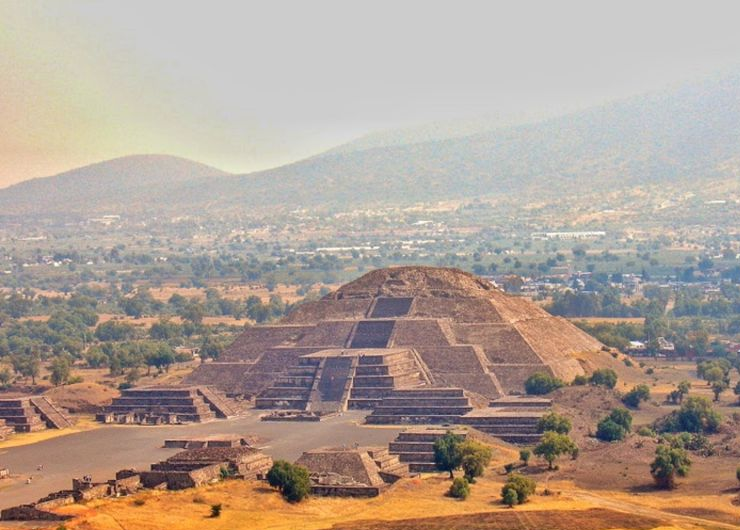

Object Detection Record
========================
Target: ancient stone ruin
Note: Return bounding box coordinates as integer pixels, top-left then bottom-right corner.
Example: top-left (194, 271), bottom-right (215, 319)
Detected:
top-left (1, 440), bottom-right (272, 521)
top-left (295, 447), bottom-right (409, 497)
top-left (187, 267), bottom-right (604, 420)
top-left (97, 385), bottom-right (237, 425)
top-left (0, 396), bottom-right (73, 432)
top-left (142, 446), bottom-right (272, 489)
top-left (387, 428), bottom-right (469, 473)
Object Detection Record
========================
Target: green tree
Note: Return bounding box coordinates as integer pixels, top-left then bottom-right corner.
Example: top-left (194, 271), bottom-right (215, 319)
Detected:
top-left (433, 431), bottom-right (465, 479)
top-left (524, 372), bottom-right (565, 395)
top-left (49, 357), bottom-right (71, 386)
top-left (266, 460), bottom-right (310, 502)
top-left (502, 487), bottom-right (518, 507)
top-left (0, 366), bottom-right (12, 389)
top-left (590, 368), bottom-right (618, 389)
top-left (534, 431), bottom-right (578, 469)
top-left (658, 396), bottom-right (721, 434)
top-left (622, 384), bottom-right (651, 409)
top-left (650, 445), bottom-right (691, 489)
top-left (519, 449), bottom-right (531, 466)
top-left (500, 473), bottom-right (536, 505)
top-left (448, 477), bottom-right (470, 499)
top-left (537, 412), bottom-right (572, 434)
top-left (459, 440), bottom-right (492, 483)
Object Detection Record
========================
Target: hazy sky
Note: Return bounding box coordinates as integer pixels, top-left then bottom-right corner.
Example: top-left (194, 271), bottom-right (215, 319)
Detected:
top-left (2, 0), bottom-right (740, 186)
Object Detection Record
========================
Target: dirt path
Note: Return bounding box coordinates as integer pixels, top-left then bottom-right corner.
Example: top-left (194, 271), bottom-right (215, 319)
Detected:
top-left (570, 490), bottom-right (740, 530)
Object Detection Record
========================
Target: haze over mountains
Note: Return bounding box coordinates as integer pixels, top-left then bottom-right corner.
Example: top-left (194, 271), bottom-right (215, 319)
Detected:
top-left (2, 73), bottom-right (739, 218)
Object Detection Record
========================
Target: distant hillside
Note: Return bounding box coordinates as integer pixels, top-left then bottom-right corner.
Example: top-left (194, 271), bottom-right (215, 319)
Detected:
top-left (2, 73), bottom-right (740, 218)
top-left (205, 72), bottom-right (740, 210)
top-left (0, 154), bottom-right (229, 216)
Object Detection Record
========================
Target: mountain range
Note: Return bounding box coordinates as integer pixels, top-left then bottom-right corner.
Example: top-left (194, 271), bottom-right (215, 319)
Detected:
top-left (2, 73), bottom-right (739, 218)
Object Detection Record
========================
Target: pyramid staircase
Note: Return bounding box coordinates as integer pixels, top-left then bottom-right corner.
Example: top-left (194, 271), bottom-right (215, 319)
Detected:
top-left (365, 387), bottom-right (473, 425)
top-left (256, 349), bottom-right (427, 413)
top-left (30, 397), bottom-right (74, 429)
top-left (366, 447), bottom-right (411, 483)
top-left (102, 386), bottom-right (234, 423)
top-left (196, 386), bottom-right (238, 418)
top-left (255, 357), bottom-right (320, 410)
top-left (0, 397), bottom-right (66, 432)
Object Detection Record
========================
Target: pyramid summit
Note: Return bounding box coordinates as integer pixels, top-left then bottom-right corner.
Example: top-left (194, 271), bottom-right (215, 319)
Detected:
top-left (187, 266), bottom-right (607, 405)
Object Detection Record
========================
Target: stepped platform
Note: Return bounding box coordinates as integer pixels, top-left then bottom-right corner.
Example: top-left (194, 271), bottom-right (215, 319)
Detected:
top-left (257, 348), bottom-right (427, 415)
top-left (98, 386), bottom-right (236, 425)
top-left (0, 397), bottom-right (72, 432)
top-left (387, 428), bottom-right (468, 473)
top-left (296, 446), bottom-right (410, 496)
top-left (365, 387), bottom-right (473, 425)
top-left (459, 396), bottom-right (551, 444)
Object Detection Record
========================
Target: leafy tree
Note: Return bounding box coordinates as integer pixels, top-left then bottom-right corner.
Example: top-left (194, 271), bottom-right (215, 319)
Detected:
top-left (459, 440), bottom-right (492, 483)
top-left (433, 431), bottom-right (465, 478)
top-left (658, 397), bottom-right (721, 434)
top-left (590, 368), bottom-right (618, 389)
top-left (524, 372), bottom-right (565, 395)
top-left (95, 321), bottom-right (137, 342)
top-left (448, 477), bottom-right (470, 499)
top-left (711, 379), bottom-right (729, 402)
top-left (0, 366), bottom-right (12, 389)
top-left (500, 473), bottom-right (536, 505)
top-left (650, 445), bottom-right (691, 489)
top-left (11, 354), bottom-right (40, 385)
top-left (519, 449), bottom-right (531, 466)
top-left (596, 419), bottom-right (626, 442)
top-left (49, 356), bottom-right (71, 386)
top-left (537, 412), bottom-right (572, 434)
top-left (266, 460), bottom-right (310, 502)
top-left (734, 381), bottom-right (740, 404)
top-left (622, 384), bottom-right (651, 409)
top-left (502, 486), bottom-right (518, 507)
top-left (534, 431), bottom-right (578, 469)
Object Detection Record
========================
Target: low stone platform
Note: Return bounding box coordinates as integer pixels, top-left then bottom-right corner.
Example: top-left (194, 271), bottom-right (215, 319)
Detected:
top-left (458, 395), bottom-right (551, 444)
top-left (0, 397), bottom-right (72, 432)
top-left (387, 428), bottom-right (468, 473)
top-left (296, 446), bottom-right (410, 497)
top-left (163, 435), bottom-right (255, 449)
top-left (143, 446), bottom-right (272, 489)
top-left (365, 387), bottom-right (473, 425)
top-left (98, 386), bottom-right (237, 425)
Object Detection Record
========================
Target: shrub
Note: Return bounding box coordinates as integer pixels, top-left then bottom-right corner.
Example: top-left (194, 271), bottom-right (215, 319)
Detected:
top-left (637, 426), bottom-right (655, 437)
top-left (736, 466), bottom-right (740, 484)
top-left (590, 368), bottom-right (618, 389)
top-left (210, 504), bottom-right (222, 518)
top-left (502, 487), bottom-right (518, 507)
top-left (132, 498), bottom-right (146, 506)
top-left (536, 412), bottom-right (572, 434)
top-left (267, 460), bottom-right (311, 502)
top-left (534, 431), bottom-right (578, 469)
top-left (519, 449), bottom-right (531, 466)
top-left (449, 477), bottom-right (470, 499)
top-left (596, 408), bottom-right (632, 442)
top-left (596, 419), bottom-right (626, 442)
top-left (572, 374), bottom-right (589, 386)
top-left (501, 473), bottom-right (536, 505)
top-left (524, 372), bottom-right (565, 395)
top-left (650, 445), bottom-right (691, 489)
top-left (622, 384), bottom-right (651, 409)
top-left (656, 396), bottom-right (721, 434)
top-left (433, 431), bottom-right (465, 478)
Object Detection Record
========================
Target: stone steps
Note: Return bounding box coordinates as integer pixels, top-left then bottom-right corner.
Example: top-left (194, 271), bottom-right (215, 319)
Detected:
top-left (29, 397), bottom-right (73, 429)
